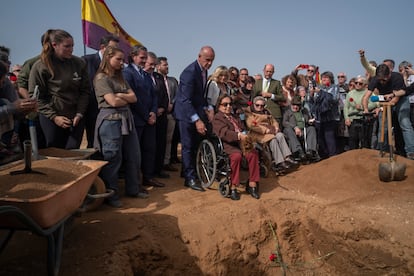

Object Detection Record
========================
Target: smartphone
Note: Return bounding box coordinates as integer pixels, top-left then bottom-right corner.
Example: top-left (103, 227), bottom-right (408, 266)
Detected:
top-left (32, 85), bottom-right (39, 100)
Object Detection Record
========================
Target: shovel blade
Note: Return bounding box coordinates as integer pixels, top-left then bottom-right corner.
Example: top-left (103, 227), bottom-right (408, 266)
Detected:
top-left (379, 161), bottom-right (406, 182)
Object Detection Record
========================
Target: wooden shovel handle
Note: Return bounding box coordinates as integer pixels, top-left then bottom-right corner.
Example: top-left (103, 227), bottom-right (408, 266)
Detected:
top-left (380, 106), bottom-right (386, 143)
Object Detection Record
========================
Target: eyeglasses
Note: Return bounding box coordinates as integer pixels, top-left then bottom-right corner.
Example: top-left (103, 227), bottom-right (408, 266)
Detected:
top-left (220, 102), bottom-right (232, 107)
top-left (338, 76), bottom-right (345, 78)
top-left (307, 69), bottom-right (314, 73)
top-left (355, 82), bottom-right (364, 85)
top-left (254, 104), bottom-right (265, 108)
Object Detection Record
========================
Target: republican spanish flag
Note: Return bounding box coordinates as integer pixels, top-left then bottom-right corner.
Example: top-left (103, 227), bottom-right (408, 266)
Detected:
top-left (81, 0), bottom-right (142, 54)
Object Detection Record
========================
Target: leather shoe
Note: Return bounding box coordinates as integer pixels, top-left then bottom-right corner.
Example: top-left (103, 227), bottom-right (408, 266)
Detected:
top-left (230, 189), bottom-right (240, 200)
top-left (163, 163), bottom-right (178, 172)
top-left (156, 171), bottom-right (170, 178)
top-left (286, 156), bottom-right (299, 165)
top-left (184, 179), bottom-right (205, 192)
top-left (310, 150), bottom-right (321, 162)
top-left (105, 198), bottom-right (123, 208)
top-left (143, 178), bottom-right (165, 187)
top-left (246, 186), bottom-right (260, 199)
top-left (285, 158), bottom-right (300, 170)
top-left (273, 161), bottom-right (294, 174)
top-left (126, 192), bottom-right (149, 199)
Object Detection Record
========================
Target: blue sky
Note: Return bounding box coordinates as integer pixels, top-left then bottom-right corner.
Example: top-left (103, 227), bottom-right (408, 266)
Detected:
top-left (1, 0), bottom-right (413, 81)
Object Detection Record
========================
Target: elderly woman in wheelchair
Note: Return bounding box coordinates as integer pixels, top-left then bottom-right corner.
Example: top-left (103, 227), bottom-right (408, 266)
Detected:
top-left (245, 96), bottom-right (299, 174)
top-left (211, 94), bottom-right (260, 200)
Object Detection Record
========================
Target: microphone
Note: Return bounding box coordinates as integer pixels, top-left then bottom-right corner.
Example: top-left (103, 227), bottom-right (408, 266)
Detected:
top-left (370, 95), bottom-right (385, 102)
top-left (370, 95), bottom-right (379, 102)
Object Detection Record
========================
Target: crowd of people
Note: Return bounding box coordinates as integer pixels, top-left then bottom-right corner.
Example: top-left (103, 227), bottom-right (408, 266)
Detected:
top-left (1, 29), bottom-right (414, 206)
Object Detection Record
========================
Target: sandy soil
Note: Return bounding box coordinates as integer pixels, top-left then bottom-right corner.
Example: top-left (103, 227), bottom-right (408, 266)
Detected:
top-left (1, 149), bottom-right (414, 276)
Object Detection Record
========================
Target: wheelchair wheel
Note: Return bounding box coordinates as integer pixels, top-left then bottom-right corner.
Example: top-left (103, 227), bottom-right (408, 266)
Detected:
top-left (196, 139), bottom-right (217, 188)
top-left (218, 178), bottom-right (230, 197)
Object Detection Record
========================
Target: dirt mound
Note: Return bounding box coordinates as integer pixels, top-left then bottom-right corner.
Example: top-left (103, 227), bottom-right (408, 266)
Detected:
top-left (1, 149), bottom-right (413, 275)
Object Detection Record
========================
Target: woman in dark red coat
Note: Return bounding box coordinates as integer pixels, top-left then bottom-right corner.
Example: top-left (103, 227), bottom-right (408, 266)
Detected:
top-left (212, 94), bottom-right (260, 200)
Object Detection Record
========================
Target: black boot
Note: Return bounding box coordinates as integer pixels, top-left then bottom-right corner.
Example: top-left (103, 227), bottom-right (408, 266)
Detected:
top-left (230, 189), bottom-right (240, 200)
top-left (247, 186), bottom-right (260, 199)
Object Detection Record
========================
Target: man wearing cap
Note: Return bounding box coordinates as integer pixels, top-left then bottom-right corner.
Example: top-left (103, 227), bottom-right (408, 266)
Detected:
top-left (282, 95), bottom-right (319, 163)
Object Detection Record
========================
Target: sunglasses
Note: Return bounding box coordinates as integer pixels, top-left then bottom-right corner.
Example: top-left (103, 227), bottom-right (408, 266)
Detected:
top-left (338, 76), bottom-right (345, 78)
top-left (355, 82), bottom-right (364, 85)
top-left (307, 69), bottom-right (314, 73)
top-left (220, 102), bottom-right (232, 107)
top-left (254, 104), bottom-right (265, 108)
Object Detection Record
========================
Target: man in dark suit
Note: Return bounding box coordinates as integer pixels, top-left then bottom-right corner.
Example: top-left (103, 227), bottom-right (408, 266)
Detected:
top-left (156, 56), bottom-right (179, 172)
top-left (144, 52), bottom-right (170, 179)
top-left (174, 46), bottom-right (215, 191)
top-left (82, 34), bottom-right (119, 148)
top-left (123, 46), bottom-right (165, 189)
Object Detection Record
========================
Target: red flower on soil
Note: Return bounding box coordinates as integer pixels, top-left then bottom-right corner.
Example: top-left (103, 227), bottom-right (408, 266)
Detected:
top-left (269, 253), bottom-right (277, 262)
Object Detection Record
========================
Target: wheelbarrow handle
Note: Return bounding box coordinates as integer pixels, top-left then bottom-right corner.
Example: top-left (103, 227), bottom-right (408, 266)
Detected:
top-left (86, 189), bottom-right (115, 199)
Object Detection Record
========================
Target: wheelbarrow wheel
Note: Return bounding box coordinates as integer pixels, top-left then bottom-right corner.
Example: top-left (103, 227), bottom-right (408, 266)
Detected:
top-left (82, 176), bottom-right (106, 211)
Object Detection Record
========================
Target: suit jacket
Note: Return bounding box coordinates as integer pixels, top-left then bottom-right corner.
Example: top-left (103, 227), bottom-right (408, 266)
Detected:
top-left (166, 76), bottom-right (178, 105)
top-left (282, 107), bottom-right (311, 130)
top-left (174, 60), bottom-right (208, 123)
top-left (152, 71), bottom-right (169, 110)
top-left (82, 52), bottom-right (101, 106)
top-left (123, 64), bottom-right (158, 127)
top-left (252, 78), bottom-right (285, 119)
top-left (212, 111), bottom-right (243, 155)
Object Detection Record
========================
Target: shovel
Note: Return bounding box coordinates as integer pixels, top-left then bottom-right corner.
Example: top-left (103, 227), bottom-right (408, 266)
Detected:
top-left (378, 103), bottom-right (406, 182)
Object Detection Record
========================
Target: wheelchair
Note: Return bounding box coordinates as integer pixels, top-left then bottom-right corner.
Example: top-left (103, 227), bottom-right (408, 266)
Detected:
top-left (195, 134), bottom-right (269, 198)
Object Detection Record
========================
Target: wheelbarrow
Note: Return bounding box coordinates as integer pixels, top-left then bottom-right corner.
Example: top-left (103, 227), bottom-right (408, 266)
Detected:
top-left (38, 147), bottom-right (112, 211)
top-left (0, 158), bottom-right (107, 275)
top-left (378, 102), bottom-right (406, 182)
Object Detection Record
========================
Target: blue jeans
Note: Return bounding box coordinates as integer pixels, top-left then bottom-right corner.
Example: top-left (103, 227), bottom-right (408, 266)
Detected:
top-left (99, 120), bottom-right (141, 199)
top-left (395, 96), bottom-right (414, 155)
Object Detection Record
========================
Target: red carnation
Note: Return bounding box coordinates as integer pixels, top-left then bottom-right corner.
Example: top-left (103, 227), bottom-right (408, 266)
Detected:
top-left (349, 98), bottom-right (354, 102)
top-left (247, 101), bottom-right (252, 106)
top-left (9, 75), bottom-right (17, 82)
top-left (269, 253), bottom-right (277, 262)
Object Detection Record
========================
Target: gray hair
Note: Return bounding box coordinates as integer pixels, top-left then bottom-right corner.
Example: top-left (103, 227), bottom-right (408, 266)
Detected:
top-left (253, 96), bottom-right (266, 104)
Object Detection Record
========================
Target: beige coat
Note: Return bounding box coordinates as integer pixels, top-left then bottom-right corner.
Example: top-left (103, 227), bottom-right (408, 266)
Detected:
top-left (245, 106), bottom-right (280, 144)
